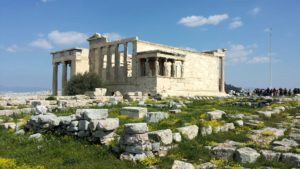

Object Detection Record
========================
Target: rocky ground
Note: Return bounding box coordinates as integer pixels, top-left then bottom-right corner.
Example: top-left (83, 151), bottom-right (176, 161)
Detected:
top-left (1, 90), bottom-right (300, 169)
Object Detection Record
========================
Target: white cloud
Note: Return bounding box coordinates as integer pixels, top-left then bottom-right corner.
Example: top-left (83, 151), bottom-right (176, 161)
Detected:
top-left (103, 32), bottom-right (122, 41)
top-left (250, 7), bottom-right (260, 15)
top-left (227, 43), bottom-right (273, 64)
top-left (178, 14), bottom-right (229, 27)
top-left (48, 30), bottom-right (88, 45)
top-left (227, 44), bottom-right (252, 63)
top-left (6, 44), bottom-right (18, 53)
top-left (30, 39), bottom-right (53, 49)
top-left (229, 17), bottom-right (243, 29)
top-left (248, 56), bottom-right (269, 64)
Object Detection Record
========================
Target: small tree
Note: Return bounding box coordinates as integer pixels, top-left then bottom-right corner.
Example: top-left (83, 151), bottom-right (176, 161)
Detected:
top-left (65, 72), bottom-right (102, 95)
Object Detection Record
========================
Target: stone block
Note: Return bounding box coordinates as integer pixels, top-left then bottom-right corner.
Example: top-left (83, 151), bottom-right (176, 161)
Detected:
top-left (173, 132), bottom-right (182, 143)
top-left (144, 112), bottom-right (169, 123)
top-left (281, 153), bottom-right (300, 166)
top-left (260, 150), bottom-right (281, 161)
top-left (76, 109), bottom-right (108, 120)
top-left (125, 143), bottom-right (152, 154)
top-left (29, 133), bottom-right (43, 141)
top-left (177, 125), bottom-right (199, 140)
top-left (149, 129), bottom-right (173, 145)
top-left (97, 118), bottom-right (119, 131)
top-left (121, 133), bottom-right (149, 145)
top-left (211, 144), bottom-right (236, 160)
top-left (78, 120), bottom-right (90, 131)
top-left (172, 160), bottom-right (194, 169)
top-left (124, 123), bottom-right (148, 134)
top-left (207, 110), bottom-right (225, 120)
top-left (121, 107), bottom-right (147, 118)
top-left (235, 147), bottom-right (260, 163)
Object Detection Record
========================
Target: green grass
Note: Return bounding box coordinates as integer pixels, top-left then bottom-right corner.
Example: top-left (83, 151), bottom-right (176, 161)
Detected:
top-left (0, 129), bottom-right (146, 169)
top-left (0, 105), bottom-right (5, 110)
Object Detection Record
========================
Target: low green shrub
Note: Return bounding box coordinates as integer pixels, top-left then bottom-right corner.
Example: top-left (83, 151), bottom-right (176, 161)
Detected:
top-left (65, 72), bottom-right (102, 96)
top-left (45, 96), bottom-right (56, 100)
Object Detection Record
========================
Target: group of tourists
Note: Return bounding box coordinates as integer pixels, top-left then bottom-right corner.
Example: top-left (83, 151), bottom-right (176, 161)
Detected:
top-left (253, 88), bottom-right (300, 96)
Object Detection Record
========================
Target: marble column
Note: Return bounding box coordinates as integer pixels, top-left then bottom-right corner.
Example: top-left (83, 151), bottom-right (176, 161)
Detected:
top-left (155, 58), bottom-right (159, 76)
top-left (181, 61), bottom-right (184, 78)
top-left (145, 58), bottom-right (151, 76)
top-left (220, 57), bottom-right (225, 92)
top-left (98, 47), bottom-right (103, 79)
top-left (106, 46), bottom-right (112, 82)
top-left (163, 59), bottom-right (168, 76)
top-left (124, 42), bottom-right (128, 81)
top-left (171, 60), bottom-right (176, 77)
top-left (52, 63), bottom-right (58, 96)
top-left (89, 49), bottom-right (94, 72)
top-left (61, 61), bottom-right (67, 95)
top-left (114, 44), bottom-right (120, 82)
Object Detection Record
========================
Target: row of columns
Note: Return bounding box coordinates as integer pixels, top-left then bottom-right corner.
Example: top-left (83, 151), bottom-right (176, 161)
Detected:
top-left (91, 42), bottom-right (132, 83)
top-left (140, 57), bottom-right (184, 78)
top-left (52, 61), bottom-right (74, 96)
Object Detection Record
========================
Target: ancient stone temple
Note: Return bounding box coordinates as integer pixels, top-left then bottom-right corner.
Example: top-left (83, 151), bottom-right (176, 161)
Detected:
top-left (51, 33), bottom-right (226, 97)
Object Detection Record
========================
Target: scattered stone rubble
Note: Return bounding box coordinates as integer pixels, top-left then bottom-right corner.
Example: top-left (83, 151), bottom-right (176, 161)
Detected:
top-left (119, 123), bottom-right (153, 161)
top-left (2, 93), bottom-right (300, 168)
top-left (24, 108), bottom-right (119, 145)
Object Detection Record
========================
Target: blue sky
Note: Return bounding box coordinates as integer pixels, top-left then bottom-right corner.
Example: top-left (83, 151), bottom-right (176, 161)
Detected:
top-left (0, 0), bottom-right (299, 91)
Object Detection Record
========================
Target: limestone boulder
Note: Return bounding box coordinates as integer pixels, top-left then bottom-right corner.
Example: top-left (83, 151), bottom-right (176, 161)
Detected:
top-left (177, 125), bottom-right (199, 140)
top-left (235, 147), bottom-right (260, 163)
top-left (210, 144), bottom-right (236, 160)
top-left (121, 133), bottom-right (149, 145)
top-left (201, 126), bottom-right (212, 136)
top-left (29, 133), bottom-right (43, 141)
top-left (121, 107), bottom-right (147, 118)
top-left (76, 109), bottom-right (108, 120)
top-left (58, 116), bottom-right (72, 125)
top-left (207, 110), bottom-right (225, 120)
top-left (144, 112), bottom-right (169, 123)
top-left (0, 122), bottom-right (16, 129)
top-left (97, 118), bottom-right (119, 131)
top-left (195, 162), bottom-right (216, 169)
top-left (173, 132), bottom-right (182, 143)
top-left (35, 105), bottom-right (47, 115)
top-left (78, 120), bottom-right (90, 131)
top-left (260, 150), bottom-right (281, 162)
top-left (273, 138), bottom-right (299, 148)
top-left (125, 143), bottom-right (152, 154)
top-left (149, 129), bottom-right (173, 145)
top-left (124, 123), bottom-right (148, 134)
top-left (234, 120), bottom-right (244, 126)
top-left (172, 160), bottom-right (194, 169)
top-left (281, 153), bottom-right (300, 166)
top-left (93, 130), bottom-right (116, 144)
top-left (37, 113), bottom-right (60, 126)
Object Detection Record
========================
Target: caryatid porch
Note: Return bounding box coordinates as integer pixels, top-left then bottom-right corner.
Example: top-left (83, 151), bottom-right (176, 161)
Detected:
top-left (137, 50), bottom-right (185, 78)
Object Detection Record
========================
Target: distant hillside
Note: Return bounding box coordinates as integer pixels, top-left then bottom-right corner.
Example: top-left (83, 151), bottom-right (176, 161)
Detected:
top-left (225, 83), bottom-right (242, 93)
top-left (0, 85), bottom-right (49, 93)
